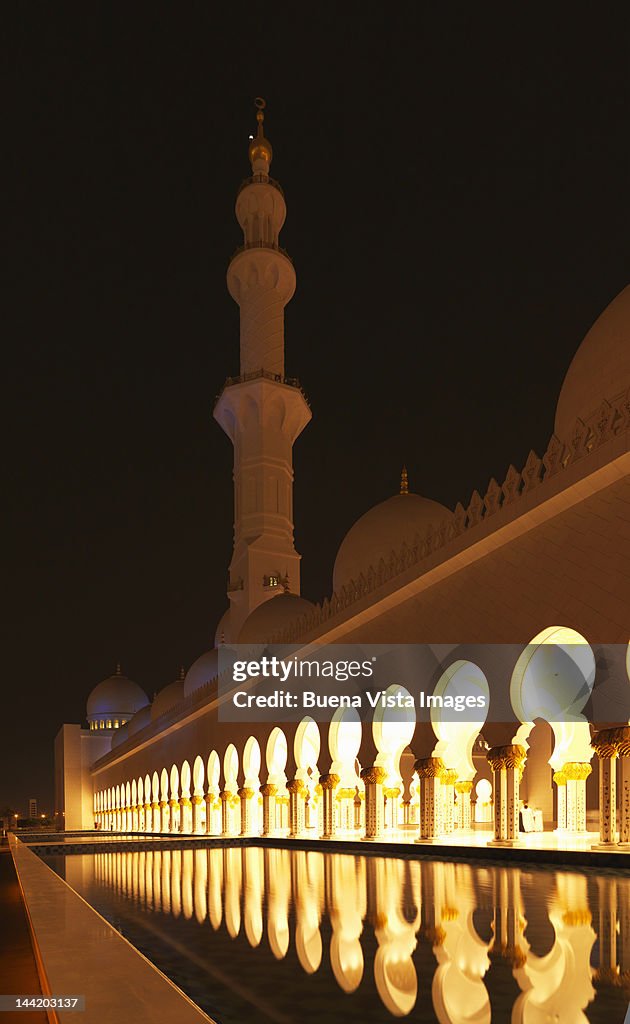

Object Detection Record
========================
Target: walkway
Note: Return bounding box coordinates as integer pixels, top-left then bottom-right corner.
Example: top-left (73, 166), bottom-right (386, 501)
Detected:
top-left (0, 846), bottom-right (47, 1023)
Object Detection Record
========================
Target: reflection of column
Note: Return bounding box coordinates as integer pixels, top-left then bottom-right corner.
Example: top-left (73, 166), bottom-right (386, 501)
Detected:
top-left (320, 774), bottom-right (339, 838)
top-left (260, 784), bottom-right (277, 837)
top-left (238, 787), bottom-right (254, 836)
top-left (595, 877), bottom-right (618, 984)
top-left (455, 781), bottom-right (473, 831)
top-left (415, 758), bottom-right (445, 842)
top-left (487, 745), bottom-right (526, 845)
top-left (361, 767), bottom-right (386, 840)
top-left (553, 771), bottom-right (567, 831)
top-left (591, 730), bottom-right (617, 846)
top-left (612, 727), bottom-right (630, 846)
top-left (563, 762), bottom-right (591, 833)
top-left (287, 779), bottom-right (305, 838)
top-left (220, 790), bottom-right (232, 836)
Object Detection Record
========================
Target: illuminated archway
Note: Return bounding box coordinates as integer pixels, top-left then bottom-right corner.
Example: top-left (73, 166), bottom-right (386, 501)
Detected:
top-left (295, 717), bottom-right (321, 830)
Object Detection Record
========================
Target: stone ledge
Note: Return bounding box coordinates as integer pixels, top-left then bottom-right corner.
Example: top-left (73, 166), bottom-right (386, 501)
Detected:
top-left (10, 837), bottom-right (214, 1024)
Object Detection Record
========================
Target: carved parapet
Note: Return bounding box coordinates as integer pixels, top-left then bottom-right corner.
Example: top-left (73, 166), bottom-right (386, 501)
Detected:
top-left (319, 773), bottom-right (340, 790)
top-left (414, 757), bottom-right (446, 779)
top-left (561, 762), bottom-right (592, 781)
top-left (360, 766), bottom-right (387, 785)
top-left (259, 784), bottom-right (277, 797)
top-left (487, 744), bottom-right (527, 771)
top-left (591, 728), bottom-right (619, 759)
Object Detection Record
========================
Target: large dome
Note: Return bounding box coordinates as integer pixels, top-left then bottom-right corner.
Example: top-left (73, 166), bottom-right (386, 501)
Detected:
top-left (127, 704), bottom-right (151, 737)
top-left (184, 649), bottom-right (220, 698)
top-left (151, 669), bottom-right (185, 721)
top-left (238, 593), bottom-right (315, 644)
top-left (86, 667), bottom-right (149, 726)
top-left (333, 491), bottom-right (452, 593)
top-left (555, 285), bottom-right (630, 443)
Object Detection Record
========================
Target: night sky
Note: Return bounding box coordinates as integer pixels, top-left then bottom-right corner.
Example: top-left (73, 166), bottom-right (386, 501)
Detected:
top-left (4, 8), bottom-right (629, 812)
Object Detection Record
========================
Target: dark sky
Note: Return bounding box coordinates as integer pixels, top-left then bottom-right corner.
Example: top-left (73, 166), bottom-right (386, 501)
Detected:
top-left (4, 7), bottom-right (629, 812)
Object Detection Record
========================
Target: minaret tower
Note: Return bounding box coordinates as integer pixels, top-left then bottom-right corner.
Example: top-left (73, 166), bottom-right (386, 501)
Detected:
top-left (214, 99), bottom-right (311, 641)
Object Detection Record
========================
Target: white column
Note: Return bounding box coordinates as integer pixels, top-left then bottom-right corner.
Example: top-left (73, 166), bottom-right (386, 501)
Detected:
top-left (455, 781), bottom-right (473, 831)
top-left (563, 762), bottom-right (592, 834)
top-left (260, 784), bottom-right (277, 837)
top-left (415, 758), bottom-right (445, 842)
top-left (487, 745), bottom-right (526, 846)
top-left (320, 774), bottom-right (339, 839)
top-left (360, 767), bottom-right (386, 840)
top-left (287, 779), bottom-right (305, 838)
top-left (554, 772), bottom-right (567, 831)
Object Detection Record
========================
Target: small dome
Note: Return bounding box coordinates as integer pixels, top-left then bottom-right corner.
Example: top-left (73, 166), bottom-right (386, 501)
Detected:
top-left (151, 669), bottom-right (185, 722)
top-left (555, 285), bottom-right (630, 443)
top-left (86, 667), bottom-right (149, 725)
top-left (214, 608), bottom-right (233, 646)
top-left (127, 704), bottom-right (152, 737)
top-left (184, 649), bottom-right (220, 698)
top-left (238, 593), bottom-right (315, 644)
top-left (333, 490), bottom-right (452, 593)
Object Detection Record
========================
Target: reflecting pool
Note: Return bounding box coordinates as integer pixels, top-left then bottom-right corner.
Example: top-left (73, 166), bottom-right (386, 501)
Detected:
top-left (40, 846), bottom-right (630, 1023)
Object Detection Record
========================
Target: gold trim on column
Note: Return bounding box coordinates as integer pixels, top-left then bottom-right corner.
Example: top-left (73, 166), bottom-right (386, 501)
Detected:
top-left (487, 744), bottom-right (527, 771)
top-left (414, 757), bottom-right (446, 779)
top-left (561, 762), bottom-right (592, 781)
top-left (360, 766), bottom-right (387, 785)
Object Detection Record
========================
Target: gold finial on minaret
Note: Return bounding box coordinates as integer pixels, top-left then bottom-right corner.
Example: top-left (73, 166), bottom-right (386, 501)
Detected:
top-left (400, 465), bottom-right (409, 495)
top-left (248, 97), bottom-right (273, 172)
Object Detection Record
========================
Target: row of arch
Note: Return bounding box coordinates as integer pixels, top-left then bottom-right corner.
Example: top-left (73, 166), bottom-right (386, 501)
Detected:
top-left (93, 632), bottom-right (630, 844)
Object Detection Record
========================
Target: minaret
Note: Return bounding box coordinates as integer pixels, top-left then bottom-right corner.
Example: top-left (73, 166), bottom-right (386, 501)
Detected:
top-left (214, 99), bottom-right (311, 640)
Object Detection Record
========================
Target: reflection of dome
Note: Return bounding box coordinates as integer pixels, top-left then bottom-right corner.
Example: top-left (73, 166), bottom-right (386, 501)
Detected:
top-left (333, 490), bottom-right (452, 593)
top-left (86, 666), bottom-right (149, 728)
top-left (127, 704), bottom-right (151, 737)
top-left (238, 593), bottom-right (315, 644)
top-left (184, 649), bottom-right (220, 698)
top-left (151, 669), bottom-right (185, 721)
top-left (555, 285), bottom-right (630, 442)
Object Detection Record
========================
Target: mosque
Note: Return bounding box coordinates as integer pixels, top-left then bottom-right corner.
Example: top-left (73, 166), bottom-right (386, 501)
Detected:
top-left (54, 100), bottom-right (630, 851)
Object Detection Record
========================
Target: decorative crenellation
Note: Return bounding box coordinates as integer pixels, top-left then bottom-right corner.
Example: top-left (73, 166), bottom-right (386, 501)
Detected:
top-left (267, 393), bottom-right (630, 646)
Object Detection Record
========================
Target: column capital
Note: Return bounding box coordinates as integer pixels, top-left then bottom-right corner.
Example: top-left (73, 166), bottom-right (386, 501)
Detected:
top-left (319, 773), bottom-right (340, 790)
top-left (562, 761), bottom-right (592, 781)
top-left (219, 790), bottom-right (233, 801)
top-left (361, 765), bottom-right (387, 785)
top-left (553, 770), bottom-right (567, 786)
top-left (286, 778), bottom-right (304, 794)
top-left (414, 757), bottom-right (445, 779)
top-left (260, 783), bottom-right (277, 797)
top-left (237, 787), bottom-right (254, 799)
top-left (591, 728), bottom-right (619, 758)
top-left (487, 744), bottom-right (527, 771)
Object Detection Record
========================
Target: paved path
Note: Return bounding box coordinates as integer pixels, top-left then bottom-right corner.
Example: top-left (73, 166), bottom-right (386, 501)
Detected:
top-left (0, 847), bottom-right (47, 1022)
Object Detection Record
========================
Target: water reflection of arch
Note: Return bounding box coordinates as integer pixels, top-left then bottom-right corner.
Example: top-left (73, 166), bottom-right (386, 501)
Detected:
top-left (329, 853), bottom-right (366, 993)
top-left (266, 847), bottom-right (291, 959)
top-left (371, 856), bottom-right (420, 1016)
top-left (293, 849), bottom-right (323, 974)
top-left (243, 846), bottom-right (264, 948)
